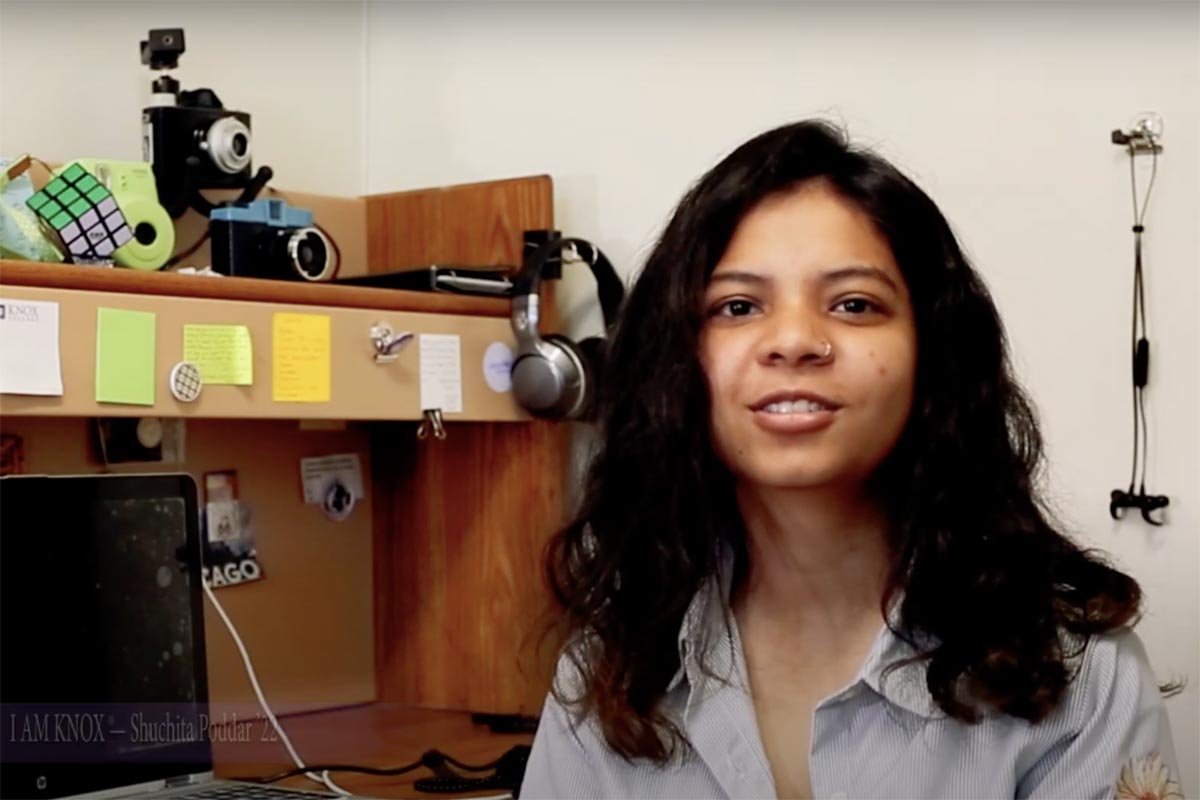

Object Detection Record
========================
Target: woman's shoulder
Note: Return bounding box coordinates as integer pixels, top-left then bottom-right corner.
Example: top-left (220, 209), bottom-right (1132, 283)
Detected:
top-left (1007, 626), bottom-right (1183, 798)
top-left (1059, 626), bottom-right (1163, 721)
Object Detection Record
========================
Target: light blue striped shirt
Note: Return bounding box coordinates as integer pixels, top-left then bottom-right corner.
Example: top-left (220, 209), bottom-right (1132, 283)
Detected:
top-left (522, 563), bottom-right (1182, 799)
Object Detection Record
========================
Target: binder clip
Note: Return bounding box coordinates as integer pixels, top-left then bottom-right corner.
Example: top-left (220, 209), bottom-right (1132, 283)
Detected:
top-left (370, 322), bottom-right (413, 364)
top-left (417, 408), bottom-right (447, 441)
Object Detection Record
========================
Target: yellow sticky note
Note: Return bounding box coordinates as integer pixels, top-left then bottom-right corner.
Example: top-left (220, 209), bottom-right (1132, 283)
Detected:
top-left (96, 307), bottom-right (156, 405)
top-left (272, 312), bottom-right (331, 402)
top-left (183, 325), bottom-right (254, 385)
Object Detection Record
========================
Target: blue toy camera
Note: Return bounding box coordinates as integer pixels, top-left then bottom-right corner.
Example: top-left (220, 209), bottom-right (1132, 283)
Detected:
top-left (209, 198), bottom-right (335, 281)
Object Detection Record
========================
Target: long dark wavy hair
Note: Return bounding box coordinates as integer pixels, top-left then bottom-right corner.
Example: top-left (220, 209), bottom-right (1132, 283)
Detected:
top-left (544, 119), bottom-right (1152, 762)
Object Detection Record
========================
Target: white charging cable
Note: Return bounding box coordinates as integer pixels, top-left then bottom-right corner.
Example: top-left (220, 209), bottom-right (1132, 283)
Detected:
top-left (202, 581), bottom-right (352, 796)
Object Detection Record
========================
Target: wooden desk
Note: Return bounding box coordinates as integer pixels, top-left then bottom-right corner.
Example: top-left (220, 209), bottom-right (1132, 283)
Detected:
top-left (1, 174), bottom-right (566, 734)
top-left (210, 703), bottom-right (534, 798)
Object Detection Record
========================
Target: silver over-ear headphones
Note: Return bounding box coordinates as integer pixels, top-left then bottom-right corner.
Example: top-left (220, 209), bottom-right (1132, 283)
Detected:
top-left (510, 236), bottom-right (624, 421)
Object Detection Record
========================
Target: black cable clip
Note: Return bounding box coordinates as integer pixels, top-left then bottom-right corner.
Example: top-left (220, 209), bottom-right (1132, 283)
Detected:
top-left (1109, 488), bottom-right (1170, 526)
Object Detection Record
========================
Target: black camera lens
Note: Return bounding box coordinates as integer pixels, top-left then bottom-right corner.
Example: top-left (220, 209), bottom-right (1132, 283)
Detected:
top-left (283, 228), bottom-right (333, 281)
top-left (232, 133), bottom-right (248, 158)
top-left (296, 235), bottom-right (325, 275)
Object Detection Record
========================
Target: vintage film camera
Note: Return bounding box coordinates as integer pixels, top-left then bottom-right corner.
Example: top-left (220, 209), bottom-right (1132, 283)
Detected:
top-left (140, 28), bottom-right (256, 218)
top-left (210, 199), bottom-right (336, 282)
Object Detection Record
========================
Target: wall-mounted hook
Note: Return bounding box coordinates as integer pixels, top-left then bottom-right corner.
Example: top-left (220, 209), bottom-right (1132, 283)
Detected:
top-left (1111, 112), bottom-right (1164, 154)
top-left (370, 322), bottom-right (413, 364)
top-left (417, 408), bottom-right (447, 441)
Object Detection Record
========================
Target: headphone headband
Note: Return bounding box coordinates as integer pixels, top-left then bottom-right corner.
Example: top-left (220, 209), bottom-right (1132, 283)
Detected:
top-left (514, 236), bottom-right (624, 330)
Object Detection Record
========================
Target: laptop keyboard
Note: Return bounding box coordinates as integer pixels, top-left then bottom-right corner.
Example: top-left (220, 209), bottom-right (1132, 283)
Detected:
top-left (171, 785), bottom-right (331, 799)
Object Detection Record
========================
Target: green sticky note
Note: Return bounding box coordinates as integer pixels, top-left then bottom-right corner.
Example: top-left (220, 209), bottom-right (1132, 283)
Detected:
top-left (96, 308), bottom-right (156, 405)
top-left (183, 324), bottom-right (254, 385)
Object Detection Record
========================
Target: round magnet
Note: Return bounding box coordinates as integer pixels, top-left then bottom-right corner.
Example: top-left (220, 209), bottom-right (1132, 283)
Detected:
top-left (136, 417), bottom-right (163, 449)
top-left (482, 341), bottom-right (514, 393)
top-left (169, 361), bottom-right (203, 403)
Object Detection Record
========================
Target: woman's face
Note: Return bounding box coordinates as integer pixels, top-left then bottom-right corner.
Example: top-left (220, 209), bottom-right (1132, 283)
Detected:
top-left (699, 182), bottom-right (917, 492)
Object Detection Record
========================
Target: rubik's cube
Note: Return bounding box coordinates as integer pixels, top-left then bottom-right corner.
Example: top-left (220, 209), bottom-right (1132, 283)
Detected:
top-left (25, 163), bottom-right (134, 261)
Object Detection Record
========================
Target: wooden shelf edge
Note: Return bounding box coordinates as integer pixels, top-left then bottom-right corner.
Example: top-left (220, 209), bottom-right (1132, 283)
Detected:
top-left (363, 173), bottom-right (552, 201)
top-left (0, 403), bottom-right (530, 422)
top-left (0, 260), bottom-right (511, 318)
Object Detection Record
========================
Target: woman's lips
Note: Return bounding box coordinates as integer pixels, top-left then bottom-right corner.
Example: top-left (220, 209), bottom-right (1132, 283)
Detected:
top-left (751, 406), bottom-right (839, 434)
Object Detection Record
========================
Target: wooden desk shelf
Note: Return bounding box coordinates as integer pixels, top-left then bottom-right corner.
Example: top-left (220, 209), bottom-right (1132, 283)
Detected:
top-left (0, 260), bottom-right (527, 422)
top-left (0, 260), bottom-right (510, 317)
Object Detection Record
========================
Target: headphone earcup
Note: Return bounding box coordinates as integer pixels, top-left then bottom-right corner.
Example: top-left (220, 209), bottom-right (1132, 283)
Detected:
top-left (576, 336), bottom-right (606, 376)
top-left (543, 334), bottom-right (590, 419)
top-left (511, 334), bottom-right (588, 420)
top-left (575, 336), bottom-right (608, 418)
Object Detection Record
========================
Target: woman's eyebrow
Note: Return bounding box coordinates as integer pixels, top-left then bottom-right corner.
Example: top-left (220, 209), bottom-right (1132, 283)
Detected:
top-left (820, 264), bottom-right (900, 292)
top-left (708, 265), bottom-right (899, 292)
top-left (707, 271), bottom-right (771, 287)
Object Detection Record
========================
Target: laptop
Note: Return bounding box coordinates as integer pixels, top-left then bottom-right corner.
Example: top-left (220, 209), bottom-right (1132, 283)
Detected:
top-left (1, 473), bottom-right (335, 799)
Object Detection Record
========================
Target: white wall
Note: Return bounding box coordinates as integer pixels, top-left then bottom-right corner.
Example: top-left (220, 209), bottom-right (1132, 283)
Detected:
top-left (365, 1), bottom-right (1200, 792)
top-left (0, 0), bottom-right (365, 196)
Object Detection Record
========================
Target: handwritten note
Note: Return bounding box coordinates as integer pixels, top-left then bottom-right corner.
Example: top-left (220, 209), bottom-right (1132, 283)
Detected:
top-left (184, 324), bottom-right (253, 385)
top-left (96, 307), bottom-right (155, 405)
top-left (272, 312), bottom-right (330, 402)
top-left (419, 333), bottom-right (462, 413)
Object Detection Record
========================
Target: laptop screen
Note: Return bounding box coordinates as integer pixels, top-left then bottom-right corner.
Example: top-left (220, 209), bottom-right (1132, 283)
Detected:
top-left (1, 473), bottom-right (211, 799)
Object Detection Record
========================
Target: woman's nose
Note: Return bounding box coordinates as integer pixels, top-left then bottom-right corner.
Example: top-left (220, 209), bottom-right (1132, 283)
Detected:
top-left (758, 312), bottom-right (833, 367)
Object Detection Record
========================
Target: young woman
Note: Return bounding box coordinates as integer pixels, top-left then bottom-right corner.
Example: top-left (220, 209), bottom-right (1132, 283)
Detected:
top-left (520, 120), bottom-right (1182, 799)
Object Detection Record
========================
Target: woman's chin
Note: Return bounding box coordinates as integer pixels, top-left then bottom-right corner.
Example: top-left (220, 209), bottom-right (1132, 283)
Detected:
top-left (738, 463), bottom-right (855, 492)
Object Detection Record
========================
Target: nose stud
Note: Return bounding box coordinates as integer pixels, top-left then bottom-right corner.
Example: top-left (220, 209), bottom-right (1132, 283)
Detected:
top-left (820, 340), bottom-right (833, 359)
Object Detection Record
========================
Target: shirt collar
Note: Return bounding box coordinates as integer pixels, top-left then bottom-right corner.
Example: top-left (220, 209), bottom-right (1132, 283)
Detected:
top-left (667, 543), bottom-right (941, 719)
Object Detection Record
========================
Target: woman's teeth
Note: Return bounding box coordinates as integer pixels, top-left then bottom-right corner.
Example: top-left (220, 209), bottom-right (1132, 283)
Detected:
top-left (762, 399), bottom-right (830, 414)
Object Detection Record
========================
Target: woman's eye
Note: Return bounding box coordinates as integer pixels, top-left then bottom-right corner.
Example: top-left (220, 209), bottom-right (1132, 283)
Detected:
top-left (714, 299), bottom-right (759, 317)
top-left (834, 297), bottom-right (880, 315)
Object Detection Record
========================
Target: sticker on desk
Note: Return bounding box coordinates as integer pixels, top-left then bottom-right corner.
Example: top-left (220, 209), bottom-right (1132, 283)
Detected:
top-left (96, 307), bottom-right (156, 405)
top-left (202, 470), bottom-right (263, 589)
top-left (272, 312), bottom-right (330, 402)
top-left (482, 341), bottom-right (514, 393)
top-left (184, 324), bottom-right (254, 385)
top-left (419, 333), bottom-right (463, 413)
top-left (0, 298), bottom-right (63, 396)
top-left (300, 453), bottom-right (365, 504)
